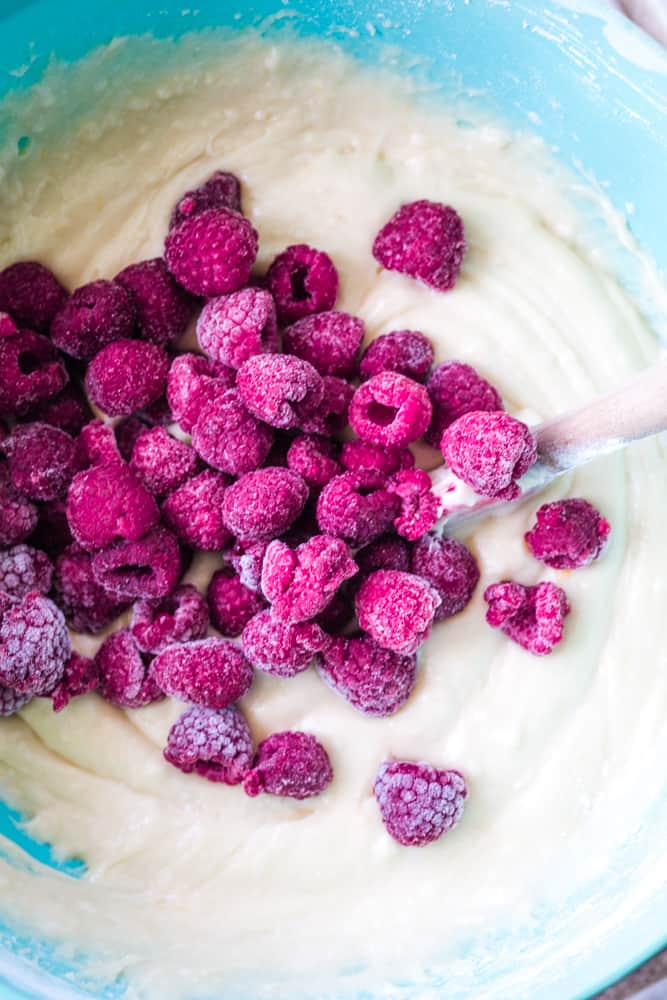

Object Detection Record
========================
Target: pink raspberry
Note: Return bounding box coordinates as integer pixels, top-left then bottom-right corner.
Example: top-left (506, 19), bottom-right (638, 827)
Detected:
top-left (77, 420), bottom-right (121, 467)
top-left (374, 760), bottom-right (468, 846)
top-left (164, 704), bottom-right (253, 784)
top-left (66, 463), bottom-right (159, 550)
top-left (207, 568), bottom-right (266, 637)
top-left (150, 637), bottom-right (253, 709)
top-left (525, 498), bottom-right (611, 569)
top-left (166, 352), bottom-right (236, 433)
top-left (2, 422), bottom-right (79, 501)
top-left (236, 354), bottom-right (323, 430)
top-left (316, 471), bottom-right (400, 547)
top-left (53, 543), bottom-right (127, 633)
top-left (0, 312), bottom-right (17, 338)
top-left (229, 539), bottom-right (268, 593)
top-left (162, 470), bottom-right (232, 551)
top-left (50, 651), bottom-right (99, 712)
top-left (360, 330), bottom-right (434, 382)
top-left (115, 258), bottom-right (194, 346)
top-left (222, 467), bottom-right (308, 542)
top-left (197, 287), bottom-right (279, 369)
top-left (287, 435), bottom-right (341, 493)
top-left (95, 629), bottom-right (163, 708)
top-left (261, 535), bottom-right (357, 623)
top-left (0, 261), bottom-right (68, 333)
top-left (316, 590), bottom-right (354, 634)
top-left (91, 526), bottom-right (181, 600)
top-left (241, 610), bottom-right (329, 677)
top-left (129, 427), bottom-right (200, 498)
top-left (265, 244), bottom-right (338, 325)
top-left (425, 361), bottom-right (503, 448)
top-left (169, 170), bottom-right (242, 229)
top-left (0, 592), bottom-right (69, 695)
top-left (373, 200), bottom-right (466, 292)
top-left (282, 310), bottom-right (363, 378)
top-left (191, 389), bottom-right (273, 476)
top-left (441, 411), bottom-right (537, 501)
top-left (356, 569), bottom-right (441, 654)
top-left (349, 372), bottom-right (432, 449)
top-left (297, 375), bottom-right (354, 437)
top-left (131, 584), bottom-right (209, 653)
top-left (0, 545), bottom-right (53, 600)
top-left (86, 339), bottom-right (169, 418)
top-left (410, 534), bottom-right (479, 621)
top-left (0, 469), bottom-right (38, 546)
top-left (51, 279), bottom-right (135, 361)
top-left (388, 468), bottom-right (441, 541)
top-left (0, 330), bottom-right (68, 417)
top-left (243, 731), bottom-right (333, 799)
top-left (340, 440), bottom-right (414, 476)
top-left (484, 580), bottom-right (570, 655)
top-left (317, 636), bottom-right (416, 716)
top-left (356, 536), bottom-right (410, 577)
top-left (28, 382), bottom-right (93, 437)
top-left (164, 206), bottom-right (258, 297)
top-left (0, 684), bottom-right (31, 716)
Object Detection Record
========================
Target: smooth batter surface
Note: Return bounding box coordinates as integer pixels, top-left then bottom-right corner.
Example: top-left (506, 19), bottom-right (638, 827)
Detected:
top-left (0, 33), bottom-right (666, 1000)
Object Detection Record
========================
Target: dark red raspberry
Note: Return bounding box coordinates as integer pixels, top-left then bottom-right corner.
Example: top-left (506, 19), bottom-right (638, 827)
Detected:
top-left (197, 287), bottom-right (279, 369)
top-left (166, 352), bottom-right (236, 434)
top-left (77, 420), bottom-right (121, 467)
top-left (0, 683), bottom-right (31, 716)
top-left (297, 376), bottom-right (354, 437)
top-left (139, 393), bottom-right (174, 428)
top-left (441, 411), bottom-right (537, 501)
top-left (356, 536), bottom-right (410, 577)
top-left (27, 498), bottom-right (72, 557)
top-left (425, 361), bottom-right (503, 448)
top-left (236, 354), bottom-right (323, 430)
top-left (265, 244), bottom-right (338, 326)
top-left (243, 731), bottom-right (333, 799)
top-left (388, 468), bottom-right (441, 541)
top-left (340, 440), bottom-right (414, 476)
top-left (27, 382), bottom-right (93, 437)
top-left (129, 427), bottom-right (200, 498)
top-left (115, 258), bottom-right (194, 346)
top-left (164, 705), bottom-right (253, 784)
top-left (162, 470), bottom-right (232, 551)
top-left (229, 539), bottom-right (268, 593)
top-left (316, 471), bottom-right (400, 547)
top-left (86, 339), bottom-right (169, 417)
top-left (484, 580), bottom-right (570, 655)
top-left (91, 526), bottom-right (181, 600)
top-left (51, 279), bottom-right (135, 361)
top-left (360, 330), bottom-right (434, 382)
top-left (0, 468), bottom-right (38, 546)
top-left (169, 171), bottom-right (242, 229)
top-left (316, 590), bottom-right (355, 633)
top-left (282, 311), bottom-right (363, 378)
top-left (373, 200), bottom-right (466, 292)
top-left (287, 435), bottom-right (341, 492)
top-left (0, 261), bottom-right (68, 333)
top-left (0, 545), bottom-right (52, 600)
top-left (349, 371), bottom-right (432, 449)
top-left (261, 535), bottom-right (357, 623)
top-left (192, 389), bottom-right (273, 476)
top-left (410, 534), bottom-right (479, 621)
top-left (241, 609), bottom-right (329, 677)
top-left (50, 651), bottom-right (99, 712)
top-left (53, 544), bottom-right (127, 633)
top-left (66, 463), bottom-right (159, 550)
top-left (0, 330), bottom-right (68, 417)
top-left (165, 206), bottom-right (258, 297)
top-left (150, 637), bottom-right (253, 709)
top-left (95, 629), bottom-right (163, 708)
top-left (317, 636), bottom-right (416, 716)
top-left (207, 568), bottom-right (266, 637)
top-left (115, 416), bottom-right (149, 462)
top-left (222, 467), bottom-right (308, 542)
top-left (0, 312), bottom-right (17, 338)
top-left (374, 761), bottom-right (468, 846)
top-left (356, 569), bottom-right (441, 654)
top-left (2, 422), bottom-right (79, 501)
top-left (0, 592), bottom-right (69, 695)
top-left (525, 499), bottom-right (611, 569)
top-left (131, 584), bottom-right (209, 654)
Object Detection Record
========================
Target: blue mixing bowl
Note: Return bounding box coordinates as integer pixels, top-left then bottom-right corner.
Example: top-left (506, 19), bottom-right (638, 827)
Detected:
top-left (0, 1), bottom-right (665, 997)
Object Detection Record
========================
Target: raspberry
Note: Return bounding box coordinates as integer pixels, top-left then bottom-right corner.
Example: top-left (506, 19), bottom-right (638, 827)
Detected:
top-left (114, 257), bottom-right (194, 346)
top-left (86, 339), bottom-right (169, 418)
top-left (410, 534), bottom-right (479, 621)
top-left (51, 279), bottom-right (136, 361)
top-left (77, 420), bottom-right (121, 467)
top-left (166, 352), bottom-right (236, 433)
top-left (95, 629), bottom-right (163, 708)
top-left (164, 705), bottom-right (253, 784)
top-left (0, 684), bottom-right (31, 716)
top-left (207, 568), bottom-right (266, 637)
top-left (115, 416), bottom-right (149, 462)
top-left (53, 544), bottom-right (128, 633)
top-left (229, 539), bottom-right (268, 593)
top-left (236, 354), bottom-right (323, 430)
top-left (356, 570), bottom-right (441, 654)
top-left (139, 393), bottom-right (173, 428)
top-left (27, 498), bottom-right (73, 557)
top-left (0, 469), bottom-right (38, 545)
top-left (243, 731), bottom-right (332, 799)
top-left (165, 206), bottom-right (258, 297)
top-left (150, 637), bottom-right (253, 709)
top-left (484, 580), bottom-right (570, 655)
top-left (441, 411), bottom-right (537, 501)
top-left (196, 287), bottom-right (279, 369)
top-left (282, 311), bottom-right (363, 378)
top-left (374, 761), bottom-right (467, 846)
top-left (425, 361), bottom-right (503, 448)
top-left (388, 468), bottom-right (441, 541)
top-left (0, 330), bottom-right (68, 417)
top-left (349, 372), bottom-right (432, 449)
top-left (0, 312), bottom-right (17, 338)
top-left (0, 592), bottom-right (14, 620)
top-left (66, 463), bottom-right (159, 550)
top-left (340, 440), bottom-right (414, 476)
top-left (297, 376), bottom-right (354, 437)
top-left (0, 545), bottom-right (53, 600)
top-left (2, 422), bottom-right (79, 501)
top-left (360, 330), bottom-right (434, 382)
top-left (266, 244), bottom-right (338, 325)
top-left (162, 470), bottom-right (232, 551)
top-left (241, 610), bottom-right (329, 677)
top-left (373, 200), bottom-right (466, 292)
top-left (0, 261), bottom-right (68, 333)
top-left (28, 382), bottom-right (93, 437)
top-left (525, 499), bottom-right (611, 569)
top-left (287, 435), bottom-right (341, 492)
top-left (261, 535), bottom-right (357, 623)
top-left (131, 584), bottom-right (209, 654)
top-left (91, 526), bottom-right (181, 600)
top-left (222, 467), bottom-right (308, 542)
top-left (0, 592), bottom-right (69, 695)
top-left (192, 389), bottom-right (273, 476)
top-left (316, 590), bottom-right (354, 634)
top-left (356, 536), bottom-right (410, 577)
top-left (129, 427), bottom-right (200, 498)
top-left (317, 636), bottom-right (416, 716)
top-left (169, 171), bottom-right (242, 229)
top-left (316, 471), bottom-right (400, 547)
top-left (50, 651), bottom-right (99, 712)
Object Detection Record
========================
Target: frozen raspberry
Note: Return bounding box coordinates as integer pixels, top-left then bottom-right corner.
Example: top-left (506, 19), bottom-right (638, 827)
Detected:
top-left (169, 170), bottom-right (242, 229)
top-left (0, 312), bottom-right (17, 338)
top-left (50, 651), bottom-right (99, 712)
top-left (151, 637), bottom-right (253, 709)
top-left (0, 470), bottom-right (38, 546)
top-left (27, 498), bottom-right (73, 558)
top-left (241, 610), bottom-right (329, 677)
top-left (228, 541), bottom-right (267, 594)
top-left (91, 526), bottom-right (181, 600)
top-left (356, 570), bottom-right (441, 654)
top-left (356, 536), bottom-right (410, 577)
top-left (28, 382), bottom-right (93, 437)
top-left (165, 206), bottom-right (258, 297)
top-left (373, 200), bottom-right (466, 292)
top-left (115, 258), bottom-right (194, 346)
top-left (129, 427), bottom-right (200, 498)
top-left (282, 311), bottom-right (363, 378)
top-left (192, 389), bottom-right (273, 476)
top-left (0, 683), bottom-right (31, 716)
top-left (139, 393), bottom-right (172, 427)
top-left (317, 636), bottom-right (416, 716)
top-left (410, 534), bottom-right (479, 621)
top-left (2, 422), bottom-right (79, 501)
top-left (340, 440), bottom-right (414, 476)
top-left (287, 435), bottom-right (341, 493)
top-left (114, 416), bottom-right (148, 462)
top-left (207, 569), bottom-right (266, 638)
top-left (166, 352), bottom-right (236, 434)
top-left (53, 544), bottom-right (127, 633)
top-left (51, 280), bottom-right (135, 362)
top-left (525, 498), bottom-right (611, 569)
top-left (222, 467), bottom-right (308, 542)
top-left (243, 731), bottom-right (332, 799)
top-left (0, 592), bottom-right (69, 695)
top-left (86, 339), bottom-right (169, 418)
top-left (425, 361), bottom-right (503, 448)
top-left (441, 411), bottom-right (537, 501)
top-left (316, 590), bottom-right (354, 633)
top-left (0, 261), bottom-right (68, 333)
top-left (316, 471), bottom-right (400, 547)
top-left (236, 354), bottom-right (323, 430)
top-left (388, 468), bottom-right (441, 541)
top-left (349, 372), bottom-right (432, 449)
top-left (297, 376), bottom-right (354, 437)
top-left (77, 420), bottom-right (121, 467)
top-left (374, 760), bottom-right (467, 846)
top-left (164, 704), bottom-right (253, 783)
top-left (95, 629), bottom-right (162, 708)
top-left (197, 287), bottom-right (279, 369)
top-left (162, 470), bottom-right (232, 551)
top-left (484, 580), bottom-right (570, 655)
top-left (360, 330), bottom-right (434, 383)
top-left (130, 584), bottom-right (208, 654)
top-left (266, 244), bottom-right (338, 326)
top-left (0, 330), bottom-right (68, 417)
top-left (66, 463), bottom-right (159, 550)
top-left (0, 545), bottom-right (52, 600)
top-left (261, 535), bottom-right (357, 624)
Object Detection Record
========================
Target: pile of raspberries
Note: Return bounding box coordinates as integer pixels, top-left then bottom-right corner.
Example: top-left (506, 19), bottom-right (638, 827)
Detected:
top-left (0, 173), bottom-right (610, 847)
